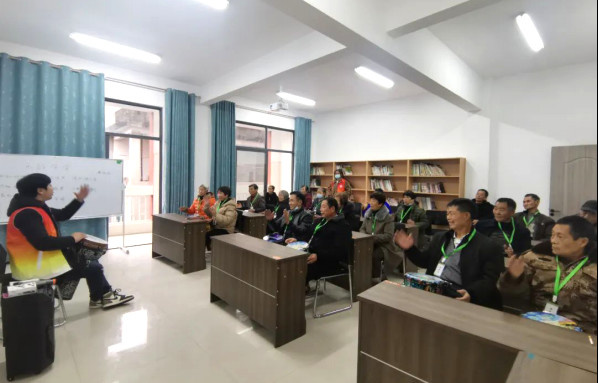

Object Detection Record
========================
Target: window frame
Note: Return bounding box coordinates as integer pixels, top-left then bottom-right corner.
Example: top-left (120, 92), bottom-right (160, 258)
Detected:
top-left (235, 121), bottom-right (295, 197)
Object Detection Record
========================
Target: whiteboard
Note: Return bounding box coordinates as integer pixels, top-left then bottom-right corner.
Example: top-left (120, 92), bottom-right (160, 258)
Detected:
top-left (0, 154), bottom-right (124, 224)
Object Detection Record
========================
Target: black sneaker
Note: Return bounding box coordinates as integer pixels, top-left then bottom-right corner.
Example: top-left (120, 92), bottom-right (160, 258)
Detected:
top-left (101, 289), bottom-right (134, 309)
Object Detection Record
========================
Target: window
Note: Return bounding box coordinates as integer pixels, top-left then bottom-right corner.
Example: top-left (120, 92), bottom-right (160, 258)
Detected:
top-left (235, 122), bottom-right (294, 201)
top-left (105, 99), bottom-right (162, 246)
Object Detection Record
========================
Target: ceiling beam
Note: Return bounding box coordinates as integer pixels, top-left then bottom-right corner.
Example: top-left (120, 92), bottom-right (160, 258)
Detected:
top-left (387, 0), bottom-right (502, 38)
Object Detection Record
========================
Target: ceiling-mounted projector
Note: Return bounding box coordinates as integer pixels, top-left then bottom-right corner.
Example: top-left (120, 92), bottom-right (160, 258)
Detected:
top-left (269, 99), bottom-right (289, 112)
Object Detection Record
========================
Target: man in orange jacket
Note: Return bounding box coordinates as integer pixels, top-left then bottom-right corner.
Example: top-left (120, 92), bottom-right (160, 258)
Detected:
top-left (180, 184), bottom-right (216, 218)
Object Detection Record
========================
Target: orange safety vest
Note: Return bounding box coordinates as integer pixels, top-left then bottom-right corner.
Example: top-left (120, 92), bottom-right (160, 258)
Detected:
top-left (6, 207), bottom-right (71, 280)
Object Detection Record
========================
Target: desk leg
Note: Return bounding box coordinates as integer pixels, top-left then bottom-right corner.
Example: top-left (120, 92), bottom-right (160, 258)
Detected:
top-left (352, 240), bottom-right (373, 302)
top-left (210, 293), bottom-right (221, 303)
top-left (152, 251), bottom-right (161, 258)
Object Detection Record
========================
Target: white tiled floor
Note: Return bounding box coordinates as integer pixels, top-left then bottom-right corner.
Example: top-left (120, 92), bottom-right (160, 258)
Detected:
top-left (0, 246), bottom-right (361, 383)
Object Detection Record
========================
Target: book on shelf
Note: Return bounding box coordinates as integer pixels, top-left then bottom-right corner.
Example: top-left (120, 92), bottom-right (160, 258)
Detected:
top-left (371, 165), bottom-right (394, 176)
top-left (310, 179), bottom-right (321, 187)
top-left (310, 166), bottom-right (326, 176)
top-left (412, 182), bottom-right (446, 194)
top-left (336, 164), bottom-right (353, 175)
top-left (370, 179), bottom-right (394, 192)
top-left (418, 197), bottom-right (437, 211)
top-left (411, 163), bottom-right (446, 177)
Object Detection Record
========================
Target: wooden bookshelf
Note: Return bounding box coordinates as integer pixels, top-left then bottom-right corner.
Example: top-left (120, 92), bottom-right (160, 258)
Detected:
top-left (310, 158), bottom-right (466, 210)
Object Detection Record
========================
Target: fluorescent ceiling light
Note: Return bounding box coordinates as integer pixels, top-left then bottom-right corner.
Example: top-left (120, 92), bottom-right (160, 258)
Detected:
top-left (276, 92), bottom-right (316, 107)
top-left (194, 0), bottom-right (229, 10)
top-left (354, 66), bottom-right (394, 89)
top-left (516, 13), bottom-right (544, 52)
top-left (69, 33), bottom-right (161, 64)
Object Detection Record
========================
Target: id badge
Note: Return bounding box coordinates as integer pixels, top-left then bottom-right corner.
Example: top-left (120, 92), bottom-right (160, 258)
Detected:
top-left (434, 263), bottom-right (446, 278)
top-left (543, 302), bottom-right (559, 315)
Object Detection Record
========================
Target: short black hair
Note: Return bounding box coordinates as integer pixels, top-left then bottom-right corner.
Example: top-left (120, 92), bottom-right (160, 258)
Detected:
top-left (447, 198), bottom-right (477, 220)
top-left (290, 191), bottom-right (305, 205)
top-left (370, 192), bottom-right (387, 205)
top-left (249, 184), bottom-right (258, 190)
top-left (403, 190), bottom-right (417, 200)
top-left (525, 193), bottom-right (540, 201)
top-left (496, 198), bottom-right (517, 211)
top-left (17, 173), bottom-right (52, 198)
top-left (374, 188), bottom-right (384, 193)
top-left (556, 215), bottom-right (597, 257)
top-left (322, 197), bottom-right (339, 212)
top-left (268, 185), bottom-right (275, 191)
top-left (218, 186), bottom-right (232, 197)
top-left (477, 189), bottom-right (489, 197)
top-left (300, 185), bottom-right (309, 191)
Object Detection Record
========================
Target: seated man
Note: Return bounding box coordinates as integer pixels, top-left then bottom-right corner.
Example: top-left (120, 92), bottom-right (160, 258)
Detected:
top-left (265, 191), bottom-right (313, 242)
top-left (395, 191), bottom-right (429, 248)
top-left (395, 198), bottom-right (504, 310)
top-left (265, 185), bottom-right (278, 211)
top-left (179, 184), bottom-right (216, 219)
top-left (265, 190), bottom-right (290, 234)
top-left (472, 189), bottom-right (494, 221)
top-left (363, 188), bottom-right (391, 216)
top-left (6, 173), bottom-right (133, 309)
top-left (476, 198), bottom-right (532, 257)
top-left (287, 197), bottom-right (352, 286)
top-left (335, 192), bottom-right (359, 231)
top-left (514, 193), bottom-right (554, 242)
top-left (237, 184), bottom-right (265, 213)
top-left (205, 186), bottom-right (238, 250)
top-left (498, 215), bottom-right (597, 334)
top-left (579, 200), bottom-right (597, 240)
top-left (311, 187), bottom-right (327, 216)
top-left (300, 185), bottom-right (313, 210)
top-left (360, 192), bottom-right (401, 282)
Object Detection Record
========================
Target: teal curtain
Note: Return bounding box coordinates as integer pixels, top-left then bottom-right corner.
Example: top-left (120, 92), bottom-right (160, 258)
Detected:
top-left (293, 117), bottom-right (312, 190)
top-left (164, 89), bottom-right (196, 213)
top-left (210, 101), bottom-right (236, 197)
top-left (0, 53), bottom-right (106, 243)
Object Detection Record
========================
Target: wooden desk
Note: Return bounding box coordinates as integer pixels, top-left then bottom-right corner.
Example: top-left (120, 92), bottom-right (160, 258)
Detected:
top-left (210, 234), bottom-right (308, 347)
top-left (152, 213), bottom-right (207, 274)
top-left (327, 232), bottom-right (374, 302)
top-left (357, 282), bottom-right (597, 383)
top-left (238, 211), bottom-right (267, 239)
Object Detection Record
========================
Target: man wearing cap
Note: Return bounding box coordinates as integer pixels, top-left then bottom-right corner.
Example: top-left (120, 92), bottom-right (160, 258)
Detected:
top-left (579, 200), bottom-right (597, 240)
top-left (5, 173), bottom-right (134, 309)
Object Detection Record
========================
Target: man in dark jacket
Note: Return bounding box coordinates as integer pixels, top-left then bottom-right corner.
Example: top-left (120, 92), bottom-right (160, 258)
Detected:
top-left (288, 197), bottom-right (352, 283)
top-left (395, 198), bottom-right (505, 310)
top-left (265, 190), bottom-right (290, 234)
top-left (514, 193), bottom-right (554, 242)
top-left (5, 173), bottom-right (133, 309)
top-left (395, 190), bottom-right (429, 248)
top-left (477, 198), bottom-right (532, 257)
top-left (265, 185), bottom-right (278, 211)
top-left (472, 189), bottom-right (494, 221)
top-left (266, 191), bottom-right (313, 242)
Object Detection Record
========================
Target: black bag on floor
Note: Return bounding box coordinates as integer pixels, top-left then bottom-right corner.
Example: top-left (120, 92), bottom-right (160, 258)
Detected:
top-left (1, 285), bottom-right (55, 381)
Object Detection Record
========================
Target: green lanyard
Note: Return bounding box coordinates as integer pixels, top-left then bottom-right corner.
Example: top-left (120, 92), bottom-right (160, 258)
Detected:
top-left (283, 213), bottom-right (295, 235)
top-left (523, 211), bottom-right (539, 228)
top-left (371, 217), bottom-right (377, 233)
top-left (216, 200), bottom-right (226, 214)
top-left (399, 205), bottom-right (413, 223)
top-left (339, 207), bottom-right (343, 214)
top-left (249, 194), bottom-right (259, 208)
top-left (498, 218), bottom-right (516, 247)
top-left (553, 256), bottom-right (589, 303)
top-left (441, 229), bottom-right (477, 261)
top-left (274, 204), bottom-right (280, 214)
top-left (309, 219), bottom-right (329, 244)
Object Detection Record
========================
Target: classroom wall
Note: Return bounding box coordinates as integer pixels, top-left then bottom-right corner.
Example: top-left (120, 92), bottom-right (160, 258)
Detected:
top-left (311, 61), bottom-right (597, 208)
top-left (311, 93), bottom-right (491, 198)
top-left (483, 61), bottom-right (598, 208)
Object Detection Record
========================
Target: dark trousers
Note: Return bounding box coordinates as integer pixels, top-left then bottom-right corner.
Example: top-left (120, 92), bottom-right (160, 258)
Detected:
top-left (306, 260), bottom-right (340, 283)
top-left (57, 260), bottom-right (112, 301)
top-left (206, 229), bottom-right (230, 250)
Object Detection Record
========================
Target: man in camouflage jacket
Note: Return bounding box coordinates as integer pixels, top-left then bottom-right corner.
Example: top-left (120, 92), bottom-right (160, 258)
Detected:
top-left (498, 216), bottom-right (597, 334)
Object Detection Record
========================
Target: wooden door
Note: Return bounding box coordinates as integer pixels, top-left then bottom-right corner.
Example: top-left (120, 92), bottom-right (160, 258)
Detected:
top-left (550, 145), bottom-right (597, 220)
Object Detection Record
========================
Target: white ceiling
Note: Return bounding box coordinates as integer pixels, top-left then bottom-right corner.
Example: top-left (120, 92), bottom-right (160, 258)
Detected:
top-left (429, 0), bottom-right (598, 78)
top-left (0, 0), bottom-right (312, 85)
top-left (233, 51), bottom-right (426, 113)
